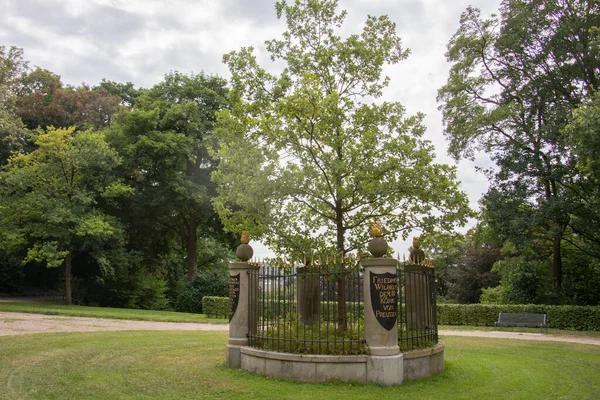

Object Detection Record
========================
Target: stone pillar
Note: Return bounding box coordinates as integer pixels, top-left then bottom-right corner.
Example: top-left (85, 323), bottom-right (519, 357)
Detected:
top-left (404, 264), bottom-right (428, 331)
top-left (297, 266), bottom-right (320, 325)
top-left (362, 258), bottom-right (400, 356)
top-left (361, 223), bottom-right (403, 385)
top-left (226, 232), bottom-right (258, 369)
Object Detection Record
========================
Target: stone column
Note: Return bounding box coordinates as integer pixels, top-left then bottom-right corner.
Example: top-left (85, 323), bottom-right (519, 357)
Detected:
top-left (226, 232), bottom-right (258, 369)
top-left (361, 223), bottom-right (403, 385)
top-left (404, 264), bottom-right (428, 331)
top-left (362, 257), bottom-right (400, 356)
top-left (297, 266), bottom-right (320, 325)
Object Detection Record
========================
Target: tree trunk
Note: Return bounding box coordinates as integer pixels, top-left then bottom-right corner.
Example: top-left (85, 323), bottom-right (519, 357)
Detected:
top-left (185, 159), bottom-right (199, 283)
top-left (65, 252), bottom-right (72, 305)
top-left (187, 215), bottom-right (198, 283)
top-left (552, 234), bottom-right (562, 298)
top-left (336, 207), bottom-right (347, 331)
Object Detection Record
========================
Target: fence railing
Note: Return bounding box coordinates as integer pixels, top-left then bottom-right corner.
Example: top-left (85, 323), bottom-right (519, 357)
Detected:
top-left (397, 263), bottom-right (438, 351)
top-left (245, 259), bottom-right (438, 355)
top-left (247, 261), bottom-right (365, 355)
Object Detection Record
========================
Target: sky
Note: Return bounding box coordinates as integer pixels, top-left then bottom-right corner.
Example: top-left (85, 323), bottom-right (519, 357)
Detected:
top-left (0, 0), bottom-right (501, 257)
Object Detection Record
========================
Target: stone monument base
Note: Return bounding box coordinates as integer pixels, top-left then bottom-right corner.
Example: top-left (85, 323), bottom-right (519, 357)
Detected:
top-left (234, 342), bottom-right (444, 385)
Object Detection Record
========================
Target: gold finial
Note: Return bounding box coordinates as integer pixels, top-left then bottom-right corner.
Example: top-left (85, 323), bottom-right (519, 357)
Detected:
top-left (371, 221), bottom-right (382, 237)
top-left (241, 231), bottom-right (250, 244)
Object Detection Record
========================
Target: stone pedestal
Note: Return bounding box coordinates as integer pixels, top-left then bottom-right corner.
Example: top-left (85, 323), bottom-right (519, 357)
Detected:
top-left (404, 264), bottom-right (430, 330)
top-left (297, 266), bottom-right (320, 325)
top-left (361, 258), bottom-right (400, 357)
top-left (227, 261), bottom-right (258, 368)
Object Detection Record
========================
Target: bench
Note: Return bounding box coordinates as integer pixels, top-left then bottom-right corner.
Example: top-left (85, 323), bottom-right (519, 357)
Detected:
top-left (494, 313), bottom-right (548, 333)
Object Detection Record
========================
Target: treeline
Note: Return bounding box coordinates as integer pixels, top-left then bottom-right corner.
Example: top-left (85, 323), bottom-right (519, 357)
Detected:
top-left (0, 46), bottom-right (232, 309)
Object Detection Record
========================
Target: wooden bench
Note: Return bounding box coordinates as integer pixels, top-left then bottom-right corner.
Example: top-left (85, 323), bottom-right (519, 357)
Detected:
top-left (494, 313), bottom-right (548, 333)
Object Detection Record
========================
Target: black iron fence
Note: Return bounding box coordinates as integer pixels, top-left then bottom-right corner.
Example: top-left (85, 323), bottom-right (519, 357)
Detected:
top-left (245, 258), bottom-right (438, 355)
top-left (397, 263), bottom-right (438, 351)
top-left (247, 260), bottom-right (365, 355)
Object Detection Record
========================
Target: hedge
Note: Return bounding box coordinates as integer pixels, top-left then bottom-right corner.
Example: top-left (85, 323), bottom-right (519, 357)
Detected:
top-left (202, 296), bottom-right (229, 319)
top-left (203, 297), bottom-right (364, 322)
top-left (202, 297), bottom-right (600, 331)
top-left (438, 304), bottom-right (600, 331)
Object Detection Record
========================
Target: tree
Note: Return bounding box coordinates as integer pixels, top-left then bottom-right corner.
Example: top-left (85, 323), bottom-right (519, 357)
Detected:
top-left (437, 0), bottom-right (600, 297)
top-left (15, 68), bottom-right (121, 131)
top-left (97, 79), bottom-right (145, 108)
top-left (213, 0), bottom-right (471, 257)
top-left (107, 72), bottom-right (232, 282)
top-left (214, 0), bottom-right (471, 330)
top-left (428, 224), bottom-right (502, 303)
top-left (564, 91), bottom-right (600, 257)
top-left (0, 127), bottom-right (130, 304)
top-left (0, 46), bottom-right (33, 166)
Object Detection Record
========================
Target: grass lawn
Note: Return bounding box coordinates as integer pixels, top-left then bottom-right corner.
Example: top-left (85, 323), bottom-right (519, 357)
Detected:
top-left (0, 332), bottom-right (598, 399)
top-left (0, 302), bottom-right (226, 324)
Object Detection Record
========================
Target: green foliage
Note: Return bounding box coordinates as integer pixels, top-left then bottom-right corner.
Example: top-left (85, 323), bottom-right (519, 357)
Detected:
top-left (0, 127), bottom-right (130, 303)
top-left (479, 286), bottom-right (505, 304)
top-left (492, 257), bottom-right (554, 304)
top-left (438, 303), bottom-right (600, 331)
top-left (428, 225), bottom-right (501, 303)
top-left (258, 298), bottom-right (364, 323)
top-left (106, 71), bottom-right (233, 282)
top-left (0, 252), bottom-right (24, 293)
top-left (438, 0), bottom-right (600, 296)
top-left (97, 79), bottom-right (145, 108)
top-left (202, 296), bottom-right (229, 318)
top-left (81, 252), bottom-right (169, 310)
top-left (0, 46), bottom-right (34, 166)
top-left (174, 268), bottom-right (229, 313)
top-left (214, 0), bottom-right (471, 255)
top-left (258, 317), bottom-right (366, 355)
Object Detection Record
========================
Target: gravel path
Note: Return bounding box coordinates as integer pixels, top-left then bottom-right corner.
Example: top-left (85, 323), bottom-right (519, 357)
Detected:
top-left (0, 312), bottom-right (228, 336)
top-left (1, 312), bottom-right (599, 346)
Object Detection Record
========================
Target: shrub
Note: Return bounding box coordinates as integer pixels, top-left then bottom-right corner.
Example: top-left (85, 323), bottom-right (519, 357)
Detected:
top-left (480, 286), bottom-right (505, 304)
top-left (174, 268), bottom-right (229, 314)
top-left (202, 296), bottom-right (229, 318)
top-left (438, 303), bottom-right (600, 330)
top-left (82, 252), bottom-right (169, 310)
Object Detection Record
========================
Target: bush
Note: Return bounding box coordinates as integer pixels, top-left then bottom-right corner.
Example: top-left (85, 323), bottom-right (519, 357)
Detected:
top-left (0, 252), bottom-right (24, 294)
top-left (202, 296), bottom-right (229, 318)
top-left (174, 268), bottom-right (229, 314)
top-left (79, 251), bottom-right (169, 310)
top-left (480, 286), bottom-right (505, 304)
top-left (438, 303), bottom-right (600, 330)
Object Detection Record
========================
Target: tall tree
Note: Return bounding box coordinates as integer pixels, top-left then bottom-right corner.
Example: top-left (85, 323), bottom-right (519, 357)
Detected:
top-left (0, 46), bottom-right (33, 166)
top-left (438, 0), bottom-right (600, 296)
top-left (97, 79), bottom-right (145, 108)
top-left (214, 0), bottom-right (471, 330)
top-left (213, 0), bottom-right (471, 257)
top-left (15, 68), bottom-right (121, 131)
top-left (108, 72), bottom-right (231, 282)
top-left (0, 127), bottom-right (130, 304)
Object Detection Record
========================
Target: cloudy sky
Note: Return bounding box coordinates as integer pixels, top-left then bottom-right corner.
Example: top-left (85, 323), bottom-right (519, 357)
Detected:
top-left (1, 0), bottom-right (501, 256)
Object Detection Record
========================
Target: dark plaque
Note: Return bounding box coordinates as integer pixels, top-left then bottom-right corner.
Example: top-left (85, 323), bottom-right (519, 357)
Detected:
top-left (370, 271), bottom-right (398, 331)
top-left (229, 273), bottom-right (240, 322)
